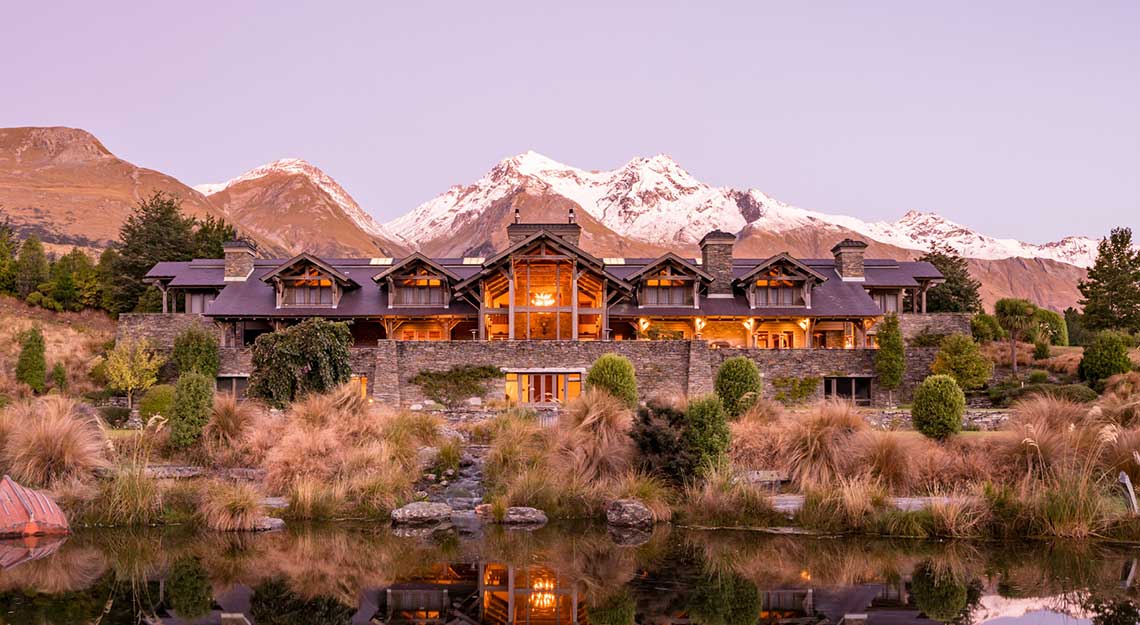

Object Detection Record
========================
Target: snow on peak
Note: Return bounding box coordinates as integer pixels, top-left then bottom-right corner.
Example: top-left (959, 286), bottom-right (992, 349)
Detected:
top-left (387, 152), bottom-right (1102, 267)
top-left (194, 159), bottom-right (395, 240)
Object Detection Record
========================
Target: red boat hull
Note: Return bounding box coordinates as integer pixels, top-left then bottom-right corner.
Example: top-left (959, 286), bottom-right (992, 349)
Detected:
top-left (0, 475), bottom-right (69, 537)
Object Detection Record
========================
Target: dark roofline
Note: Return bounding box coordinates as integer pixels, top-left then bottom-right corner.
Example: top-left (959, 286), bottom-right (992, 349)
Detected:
top-left (734, 252), bottom-right (830, 285)
top-left (260, 253), bottom-right (359, 288)
top-left (371, 252), bottom-right (460, 283)
top-left (622, 252), bottom-right (713, 282)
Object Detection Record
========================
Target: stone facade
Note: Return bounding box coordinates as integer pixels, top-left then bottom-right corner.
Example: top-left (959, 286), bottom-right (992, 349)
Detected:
top-left (223, 241), bottom-right (256, 280)
top-left (897, 313), bottom-right (972, 340)
top-left (831, 239), bottom-right (867, 279)
top-left (699, 231), bottom-right (736, 295)
top-left (118, 313), bottom-right (220, 351)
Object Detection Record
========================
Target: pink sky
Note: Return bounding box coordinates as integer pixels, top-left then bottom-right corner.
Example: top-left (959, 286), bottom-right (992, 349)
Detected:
top-left (2, 1), bottom-right (1137, 242)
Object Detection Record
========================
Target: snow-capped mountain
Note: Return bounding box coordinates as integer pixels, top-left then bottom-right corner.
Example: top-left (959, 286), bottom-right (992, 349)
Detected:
top-left (387, 151), bottom-right (1101, 268)
top-left (195, 158), bottom-right (399, 243)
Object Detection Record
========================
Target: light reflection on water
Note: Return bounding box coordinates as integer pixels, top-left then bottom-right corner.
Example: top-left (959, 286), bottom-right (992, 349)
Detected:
top-left (0, 524), bottom-right (1135, 625)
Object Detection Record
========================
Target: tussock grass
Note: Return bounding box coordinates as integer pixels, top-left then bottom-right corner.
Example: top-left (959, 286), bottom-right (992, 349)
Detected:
top-left (848, 431), bottom-right (920, 494)
top-left (286, 477), bottom-right (345, 521)
top-left (681, 462), bottom-right (782, 527)
top-left (611, 472), bottom-right (673, 522)
top-left (782, 400), bottom-right (867, 488)
top-left (204, 394), bottom-right (260, 465)
top-left (796, 477), bottom-right (888, 533)
top-left (2, 395), bottom-right (109, 487)
top-left (557, 388), bottom-right (634, 484)
top-left (200, 480), bottom-right (264, 531)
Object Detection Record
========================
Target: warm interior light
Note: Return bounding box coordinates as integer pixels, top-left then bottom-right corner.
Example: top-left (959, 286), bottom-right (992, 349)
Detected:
top-left (638, 318), bottom-right (651, 331)
top-left (743, 318), bottom-right (755, 331)
top-left (797, 318), bottom-right (810, 331)
top-left (694, 317), bottom-right (706, 332)
top-left (530, 577), bottom-right (556, 610)
top-left (531, 292), bottom-right (555, 307)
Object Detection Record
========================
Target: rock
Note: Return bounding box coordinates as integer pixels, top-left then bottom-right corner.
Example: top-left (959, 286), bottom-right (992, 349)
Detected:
top-left (439, 426), bottom-right (464, 443)
top-left (417, 446), bottom-right (440, 468)
top-left (260, 497), bottom-right (289, 510)
top-left (465, 396), bottom-right (482, 407)
top-left (443, 469), bottom-right (456, 478)
top-left (391, 501), bottom-right (453, 526)
top-left (422, 473), bottom-right (437, 482)
top-left (414, 490), bottom-right (429, 499)
top-left (474, 503), bottom-right (494, 518)
top-left (608, 525), bottom-right (652, 546)
top-left (253, 517), bottom-right (286, 532)
top-left (410, 403), bottom-right (424, 411)
top-left (501, 506), bottom-right (547, 526)
top-left (606, 499), bottom-right (654, 529)
top-left (439, 479), bottom-right (449, 487)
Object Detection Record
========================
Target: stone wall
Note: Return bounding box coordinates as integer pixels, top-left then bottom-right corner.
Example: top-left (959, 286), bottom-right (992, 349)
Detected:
top-left (898, 313), bottom-right (972, 340)
top-left (117, 313), bottom-right (220, 351)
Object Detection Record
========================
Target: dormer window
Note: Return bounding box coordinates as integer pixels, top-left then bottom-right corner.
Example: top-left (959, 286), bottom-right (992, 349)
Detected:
top-left (282, 267), bottom-right (335, 307)
top-left (753, 277), bottom-right (805, 306)
top-left (642, 268), bottom-right (695, 307)
top-left (393, 269), bottom-right (446, 306)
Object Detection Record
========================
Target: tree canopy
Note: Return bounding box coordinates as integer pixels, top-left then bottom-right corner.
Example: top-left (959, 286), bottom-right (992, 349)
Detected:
top-left (913, 244), bottom-right (982, 313)
top-left (1079, 227), bottom-right (1140, 334)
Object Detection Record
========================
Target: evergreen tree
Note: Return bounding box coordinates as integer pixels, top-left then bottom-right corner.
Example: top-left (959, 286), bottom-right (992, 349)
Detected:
top-left (1079, 227), bottom-right (1140, 333)
top-left (107, 192), bottom-right (196, 313)
top-left (0, 215), bottom-right (18, 295)
top-left (96, 248), bottom-right (120, 312)
top-left (15, 326), bottom-right (46, 393)
top-left (14, 235), bottom-right (49, 298)
top-left (194, 214), bottom-right (236, 259)
top-left (1065, 307), bottom-right (1094, 347)
top-left (912, 244), bottom-right (983, 313)
top-left (874, 313), bottom-right (905, 405)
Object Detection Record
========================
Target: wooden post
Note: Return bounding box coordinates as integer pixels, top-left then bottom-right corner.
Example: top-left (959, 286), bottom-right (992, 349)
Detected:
top-left (921, 285), bottom-right (928, 313)
top-left (571, 267), bottom-right (579, 340)
top-left (507, 266), bottom-right (516, 340)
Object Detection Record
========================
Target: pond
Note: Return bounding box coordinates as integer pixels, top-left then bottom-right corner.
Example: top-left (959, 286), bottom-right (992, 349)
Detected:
top-left (0, 523), bottom-right (1137, 625)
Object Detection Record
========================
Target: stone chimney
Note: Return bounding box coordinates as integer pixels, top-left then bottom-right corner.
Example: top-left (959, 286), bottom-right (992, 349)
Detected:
top-left (223, 240), bottom-right (256, 281)
top-left (699, 230), bottom-right (736, 296)
top-left (831, 238), bottom-right (868, 280)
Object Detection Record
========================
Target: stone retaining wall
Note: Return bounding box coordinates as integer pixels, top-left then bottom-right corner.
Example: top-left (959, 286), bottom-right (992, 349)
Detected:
top-left (898, 313), bottom-right (972, 340)
top-left (117, 313), bottom-right (220, 351)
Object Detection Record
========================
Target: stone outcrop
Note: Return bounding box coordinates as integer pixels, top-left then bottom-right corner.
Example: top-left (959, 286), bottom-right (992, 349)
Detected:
top-left (606, 499), bottom-right (655, 528)
top-left (391, 501), bottom-right (453, 526)
top-left (252, 517), bottom-right (286, 532)
top-left (501, 507), bottom-right (547, 526)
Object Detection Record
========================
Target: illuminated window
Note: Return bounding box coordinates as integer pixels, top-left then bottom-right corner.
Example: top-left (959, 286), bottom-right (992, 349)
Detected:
top-left (282, 267), bottom-right (334, 306)
top-left (393, 269), bottom-right (446, 306)
top-left (753, 279), bottom-right (804, 306)
top-left (643, 273), bottom-right (693, 306)
top-left (505, 372), bottom-right (583, 405)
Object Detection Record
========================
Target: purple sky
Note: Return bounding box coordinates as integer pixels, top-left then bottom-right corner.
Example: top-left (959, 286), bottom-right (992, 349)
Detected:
top-left (4, 1), bottom-right (1137, 242)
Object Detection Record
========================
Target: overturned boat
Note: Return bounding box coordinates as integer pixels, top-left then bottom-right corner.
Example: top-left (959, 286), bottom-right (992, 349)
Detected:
top-left (0, 475), bottom-right (69, 537)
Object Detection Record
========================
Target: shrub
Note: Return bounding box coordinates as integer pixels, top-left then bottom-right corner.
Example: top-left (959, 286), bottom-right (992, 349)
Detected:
top-left (681, 395), bottom-right (731, 475)
top-left (1028, 370), bottom-right (1049, 384)
top-left (171, 325), bottom-right (220, 377)
top-left (104, 338), bottom-right (165, 409)
top-left (204, 393), bottom-right (259, 464)
top-left (170, 372), bottom-right (214, 449)
top-left (912, 375), bottom-right (965, 440)
top-left (15, 326), bottom-right (46, 393)
top-left (910, 561), bottom-right (968, 622)
top-left (247, 318), bottom-right (353, 408)
top-left (411, 364), bottom-right (500, 408)
top-left (2, 396), bottom-right (109, 487)
top-left (138, 384), bottom-right (175, 419)
top-left (770, 377), bottom-right (819, 406)
top-left (168, 557), bottom-right (213, 618)
top-left (848, 431), bottom-right (920, 493)
top-left (100, 405), bottom-right (131, 427)
top-left (714, 357), bottom-right (762, 417)
top-left (908, 330), bottom-right (947, 348)
top-left (585, 353), bottom-right (638, 409)
top-left (1032, 308), bottom-right (1069, 346)
top-left (199, 480), bottom-right (264, 531)
top-left (632, 398), bottom-right (694, 484)
top-left (1034, 341), bottom-right (1051, 360)
top-left (971, 313), bottom-right (1005, 344)
top-left (687, 569), bottom-right (762, 625)
top-left (50, 362), bottom-right (67, 393)
top-left (1079, 332), bottom-right (1133, 383)
top-left (931, 334), bottom-right (993, 391)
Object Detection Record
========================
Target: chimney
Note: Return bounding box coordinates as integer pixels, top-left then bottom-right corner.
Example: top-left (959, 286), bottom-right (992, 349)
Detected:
top-left (699, 230), bottom-right (736, 296)
top-left (223, 240), bottom-right (256, 281)
top-left (506, 208), bottom-right (583, 247)
top-left (831, 239), bottom-right (868, 280)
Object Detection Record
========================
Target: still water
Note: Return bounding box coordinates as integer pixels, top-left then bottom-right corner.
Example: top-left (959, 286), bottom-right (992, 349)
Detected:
top-left (0, 523), bottom-right (1137, 625)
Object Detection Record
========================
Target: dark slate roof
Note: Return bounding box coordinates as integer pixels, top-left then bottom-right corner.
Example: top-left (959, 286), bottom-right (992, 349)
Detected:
top-left (150, 251), bottom-right (938, 320)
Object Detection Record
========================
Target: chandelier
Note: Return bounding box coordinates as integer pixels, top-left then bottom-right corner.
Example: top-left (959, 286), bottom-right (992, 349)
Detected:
top-left (529, 576), bottom-right (557, 609)
top-left (531, 292), bottom-right (555, 307)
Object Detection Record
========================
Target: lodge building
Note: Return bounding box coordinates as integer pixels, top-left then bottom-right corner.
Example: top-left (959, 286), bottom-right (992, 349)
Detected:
top-left (132, 213), bottom-right (952, 407)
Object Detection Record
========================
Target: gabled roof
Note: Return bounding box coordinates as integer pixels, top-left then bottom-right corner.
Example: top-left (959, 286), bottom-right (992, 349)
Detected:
top-left (453, 230), bottom-right (634, 293)
top-left (260, 253), bottom-right (359, 288)
top-left (734, 252), bottom-right (829, 284)
top-left (371, 252), bottom-right (460, 283)
top-left (623, 252), bottom-right (713, 282)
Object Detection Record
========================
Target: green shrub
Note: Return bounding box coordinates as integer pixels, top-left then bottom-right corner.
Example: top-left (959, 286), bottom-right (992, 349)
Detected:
top-left (100, 405), bottom-right (131, 427)
top-left (172, 325), bottom-right (220, 377)
top-left (138, 384), bottom-right (176, 419)
top-left (682, 395), bottom-right (731, 473)
top-left (585, 353), bottom-right (638, 409)
top-left (714, 356), bottom-right (762, 417)
top-left (874, 313), bottom-right (905, 402)
top-left (987, 381), bottom-right (1098, 407)
top-left (911, 375), bottom-right (965, 440)
top-left (170, 372), bottom-right (214, 449)
top-left (971, 313), bottom-right (1005, 344)
top-left (771, 376), bottom-right (820, 406)
top-left (168, 556), bottom-right (212, 618)
top-left (247, 318), bottom-right (353, 408)
top-left (1033, 341), bottom-right (1051, 360)
top-left (1079, 332), bottom-right (1134, 383)
top-left (930, 334), bottom-right (993, 391)
top-left (15, 326), bottom-right (46, 393)
top-left (411, 364), bottom-right (500, 408)
top-left (1031, 308), bottom-right (1069, 346)
top-left (687, 569), bottom-right (761, 625)
top-left (908, 330), bottom-right (947, 348)
top-left (910, 561), bottom-right (968, 622)
top-left (632, 398), bottom-right (694, 484)
top-left (1028, 370), bottom-right (1049, 384)
top-left (50, 362), bottom-right (67, 392)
